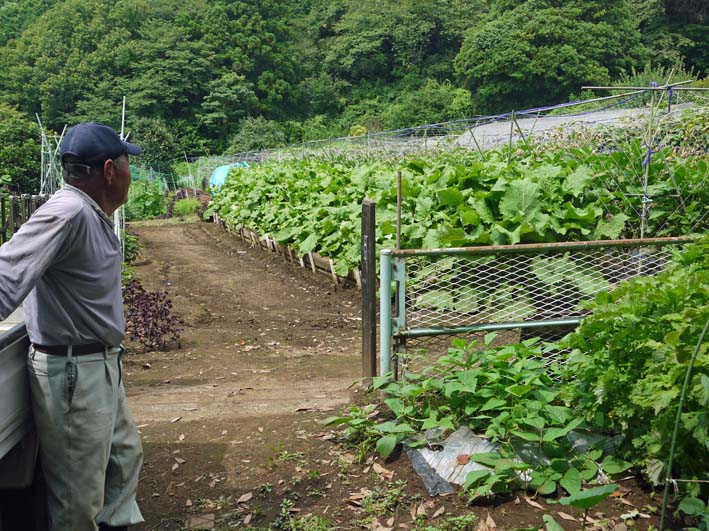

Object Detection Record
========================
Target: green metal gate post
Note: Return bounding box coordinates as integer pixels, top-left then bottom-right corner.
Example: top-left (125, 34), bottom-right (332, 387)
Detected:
top-left (380, 249), bottom-right (392, 377)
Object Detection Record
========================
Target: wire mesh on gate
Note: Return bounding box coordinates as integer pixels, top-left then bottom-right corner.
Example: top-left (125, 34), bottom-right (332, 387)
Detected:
top-left (386, 238), bottom-right (689, 377)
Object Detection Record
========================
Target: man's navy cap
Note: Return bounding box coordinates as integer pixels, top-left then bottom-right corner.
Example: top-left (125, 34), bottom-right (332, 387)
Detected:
top-left (60, 122), bottom-right (141, 166)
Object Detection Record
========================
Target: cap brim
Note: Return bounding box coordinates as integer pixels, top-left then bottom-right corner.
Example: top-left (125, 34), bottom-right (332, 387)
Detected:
top-left (124, 141), bottom-right (141, 156)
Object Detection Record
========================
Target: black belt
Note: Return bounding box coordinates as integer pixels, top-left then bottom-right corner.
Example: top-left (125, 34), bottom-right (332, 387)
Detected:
top-left (33, 343), bottom-right (109, 356)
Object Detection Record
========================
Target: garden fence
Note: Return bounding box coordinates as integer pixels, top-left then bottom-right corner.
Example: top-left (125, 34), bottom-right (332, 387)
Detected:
top-left (380, 237), bottom-right (691, 378)
top-left (188, 84), bottom-right (708, 185)
top-left (0, 194), bottom-right (49, 245)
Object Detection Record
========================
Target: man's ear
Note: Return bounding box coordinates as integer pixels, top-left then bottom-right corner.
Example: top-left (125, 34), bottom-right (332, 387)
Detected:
top-left (102, 158), bottom-right (115, 184)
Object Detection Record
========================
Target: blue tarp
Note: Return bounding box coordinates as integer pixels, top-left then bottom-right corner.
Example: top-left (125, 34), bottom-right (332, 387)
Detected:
top-left (209, 162), bottom-right (250, 189)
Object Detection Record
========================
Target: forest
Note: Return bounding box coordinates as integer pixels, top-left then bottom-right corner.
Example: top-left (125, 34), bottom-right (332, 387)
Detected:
top-left (0, 0), bottom-right (707, 190)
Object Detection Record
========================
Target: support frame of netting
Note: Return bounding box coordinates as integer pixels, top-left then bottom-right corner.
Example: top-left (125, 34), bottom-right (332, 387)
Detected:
top-left (379, 236), bottom-right (691, 379)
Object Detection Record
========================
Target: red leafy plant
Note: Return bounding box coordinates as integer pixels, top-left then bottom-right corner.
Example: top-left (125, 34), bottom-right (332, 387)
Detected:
top-left (122, 279), bottom-right (184, 352)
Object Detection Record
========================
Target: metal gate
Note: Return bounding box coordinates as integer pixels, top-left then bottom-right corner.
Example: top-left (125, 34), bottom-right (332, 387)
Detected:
top-left (380, 237), bottom-right (690, 377)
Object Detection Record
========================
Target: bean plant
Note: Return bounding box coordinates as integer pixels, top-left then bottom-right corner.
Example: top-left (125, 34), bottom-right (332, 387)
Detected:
top-left (325, 334), bottom-right (629, 500)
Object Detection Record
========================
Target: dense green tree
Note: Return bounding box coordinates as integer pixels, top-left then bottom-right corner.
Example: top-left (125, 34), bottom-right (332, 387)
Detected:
top-left (197, 72), bottom-right (258, 150)
top-left (661, 0), bottom-right (708, 73)
top-left (0, 0), bottom-right (299, 152)
top-left (128, 116), bottom-right (179, 174)
top-left (227, 116), bottom-right (287, 153)
top-left (0, 0), bottom-right (61, 46)
top-left (0, 0), bottom-right (702, 164)
top-left (455, 0), bottom-right (647, 112)
top-left (0, 105), bottom-right (41, 193)
top-left (322, 0), bottom-right (483, 82)
top-left (380, 79), bottom-right (473, 130)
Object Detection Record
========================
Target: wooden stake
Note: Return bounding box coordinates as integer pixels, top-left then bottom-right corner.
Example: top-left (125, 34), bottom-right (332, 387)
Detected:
top-left (329, 259), bottom-right (339, 285)
top-left (308, 252), bottom-right (317, 273)
top-left (353, 267), bottom-right (362, 290)
top-left (361, 199), bottom-right (377, 381)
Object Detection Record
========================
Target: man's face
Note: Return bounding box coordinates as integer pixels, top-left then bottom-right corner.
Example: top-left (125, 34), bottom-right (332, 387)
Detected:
top-left (108, 154), bottom-right (132, 208)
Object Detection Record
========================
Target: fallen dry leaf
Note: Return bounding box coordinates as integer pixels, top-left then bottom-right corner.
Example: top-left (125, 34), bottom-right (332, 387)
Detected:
top-left (178, 434), bottom-right (185, 441)
top-left (524, 496), bottom-right (545, 510)
top-left (347, 490), bottom-right (369, 507)
top-left (243, 514), bottom-right (253, 525)
top-left (619, 497), bottom-right (636, 507)
top-left (610, 487), bottom-right (630, 498)
top-left (485, 513), bottom-right (497, 529)
top-left (557, 511), bottom-right (578, 522)
top-left (475, 519), bottom-right (489, 531)
top-left (170, 417), bottom-right (182, 423)
top-left (185, 499), bottom-right (192, 507)
top-left (185, 514), bottom-right (214, 530)
top-left (175, 457), bottom-right (186, 465)
top-left (171, 463), bottom-right (179, 471)
top-left (372, 463), bottom-right (394, 480)
top-left (370, 519), bottom-right (393, 531)
top-left (432, 506), bottom-right (445, 518)
top-left (237, 492), bottom-right (253, 504)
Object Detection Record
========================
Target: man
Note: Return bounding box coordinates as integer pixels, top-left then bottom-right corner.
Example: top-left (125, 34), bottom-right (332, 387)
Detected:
top-left (0, 122), bottom-right (144, 531)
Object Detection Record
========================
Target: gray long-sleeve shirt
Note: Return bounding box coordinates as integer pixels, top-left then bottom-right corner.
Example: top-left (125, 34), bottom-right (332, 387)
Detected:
top-left (0, 185), bottom-right (124, 346)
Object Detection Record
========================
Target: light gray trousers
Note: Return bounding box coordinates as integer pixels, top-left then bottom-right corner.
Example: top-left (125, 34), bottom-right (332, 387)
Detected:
top-left (28, 346), bottom-right (144, 531)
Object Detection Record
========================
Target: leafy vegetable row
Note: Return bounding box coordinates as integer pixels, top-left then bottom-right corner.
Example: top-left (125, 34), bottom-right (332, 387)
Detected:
top-left (206, 142), bottom-right (708, 276)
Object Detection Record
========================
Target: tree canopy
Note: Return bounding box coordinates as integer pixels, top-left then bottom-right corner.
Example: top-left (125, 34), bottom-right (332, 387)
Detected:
top-left (0, 0), bottom-right (706, 189)
top-left (454, 0), bottom-right (646, 112)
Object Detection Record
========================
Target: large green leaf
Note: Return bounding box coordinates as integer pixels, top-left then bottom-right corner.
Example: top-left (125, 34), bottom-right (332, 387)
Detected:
top-left (559, 467), bottom-right (582, 495)
top-left (437, 187), bottom-right (464, 206)
top-left (559, 484), bottom-right (618, 509)
top-left (564, 165), bottom-right (594, 197)
top-left (595, 213), bottom-right (629, 239)
top-left (543, 515), bottom-right (565, 531)
top-left (376, 435), bottom-right (398, 458)
top-left (678, 496), bottom-right (707, 517)
top-left (499, 179), bottom-right (541, 221)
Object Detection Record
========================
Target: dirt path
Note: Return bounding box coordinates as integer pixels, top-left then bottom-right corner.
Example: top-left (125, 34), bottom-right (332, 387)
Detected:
top-left (126, 220), bottom-right (361, 529)
top-left (126, 220), bottom-right (666, 531)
